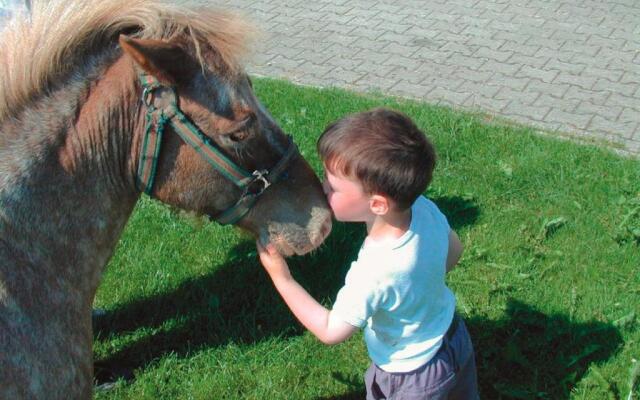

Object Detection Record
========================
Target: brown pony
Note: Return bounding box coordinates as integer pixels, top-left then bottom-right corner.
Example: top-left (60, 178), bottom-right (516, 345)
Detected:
top-left (0, 0), bottom-right (332, 398)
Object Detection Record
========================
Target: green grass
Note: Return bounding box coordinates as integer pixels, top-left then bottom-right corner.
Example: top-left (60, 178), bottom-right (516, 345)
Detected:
top-left (94, 78), bottom-right (640, 399)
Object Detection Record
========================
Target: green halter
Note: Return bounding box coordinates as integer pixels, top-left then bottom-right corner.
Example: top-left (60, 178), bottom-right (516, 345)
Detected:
top-left (136, 73), bottom-right (298, 225)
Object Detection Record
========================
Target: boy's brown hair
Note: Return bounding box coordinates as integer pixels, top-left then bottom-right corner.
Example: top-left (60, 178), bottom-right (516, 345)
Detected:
top-left (317, 108), bottom-right (436, 210)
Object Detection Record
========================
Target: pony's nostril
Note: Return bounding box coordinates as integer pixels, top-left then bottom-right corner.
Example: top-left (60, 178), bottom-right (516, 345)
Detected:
top-left (321, 217), bottom-right (332, 240)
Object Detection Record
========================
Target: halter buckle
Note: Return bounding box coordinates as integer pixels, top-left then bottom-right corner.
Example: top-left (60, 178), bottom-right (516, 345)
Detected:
top-left (142, 85), bottom-right (177, 112)
top-left (246, 169), bottom-right (271, 196)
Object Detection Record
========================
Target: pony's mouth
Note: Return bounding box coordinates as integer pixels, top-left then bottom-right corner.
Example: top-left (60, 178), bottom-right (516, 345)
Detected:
top-left (257, 234), bottom-right (297, 257)
top-left (258, 218), bottom-right (331, 257)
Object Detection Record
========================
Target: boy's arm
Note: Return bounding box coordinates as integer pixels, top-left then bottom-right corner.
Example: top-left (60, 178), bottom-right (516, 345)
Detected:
top-left (256, 242), bottom-right (358, 345)
top-left (446, 230), bottom-right (464, 273)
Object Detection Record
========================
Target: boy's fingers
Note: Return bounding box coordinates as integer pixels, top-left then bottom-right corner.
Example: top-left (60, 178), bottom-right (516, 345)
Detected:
top-left (256, 241), bottom-right (278, 257)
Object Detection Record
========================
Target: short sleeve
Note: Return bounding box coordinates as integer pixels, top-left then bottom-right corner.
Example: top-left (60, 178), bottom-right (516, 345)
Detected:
top-left (331, 260), bottom-right (385, 328)
top-left (425, 198), bottom-right (451, 231)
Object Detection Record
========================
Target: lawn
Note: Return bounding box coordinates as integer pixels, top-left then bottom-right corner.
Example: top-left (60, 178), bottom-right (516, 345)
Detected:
top-left (93, 77), bottom-right (640, 399)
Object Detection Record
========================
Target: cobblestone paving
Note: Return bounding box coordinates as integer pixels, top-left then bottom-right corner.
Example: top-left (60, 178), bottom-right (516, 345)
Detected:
top-left (212, 0), bottom-right (640, 156)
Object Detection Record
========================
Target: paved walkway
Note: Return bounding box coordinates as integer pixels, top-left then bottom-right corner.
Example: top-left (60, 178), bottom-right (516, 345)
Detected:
top-left (212, 0), bottom-right (640, 157)
top-left (2, 1), bottom-right (638, 156)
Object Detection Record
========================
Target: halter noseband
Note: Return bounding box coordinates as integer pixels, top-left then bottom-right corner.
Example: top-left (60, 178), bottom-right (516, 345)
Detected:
top-left (136, 73), bottom-right (298, 225)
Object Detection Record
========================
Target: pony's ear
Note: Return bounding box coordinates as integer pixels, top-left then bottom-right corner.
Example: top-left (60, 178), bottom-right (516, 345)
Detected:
top-left (119, 35), bottom-right (190, 85)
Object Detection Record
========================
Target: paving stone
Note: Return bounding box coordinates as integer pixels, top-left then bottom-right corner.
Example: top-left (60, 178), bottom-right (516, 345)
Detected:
top-left (489, 74), bottom-right (530, 91)
top-left (544, 58), bottom-right (587, 75)
top-left (456, 81), bottom-right (501, 98)
top-left (462, 25), bottom-right (496, 39)
top-left (268, 55), bottom-right (304, 70)
top-left (564, 86), bottom-right (611, 104)
top-left (503, 101), bottom-right (552, 120)
top-left (465, 36), bottom-right (504, 51)
top-left (475, 47), bottom-right (514, 63)
top-left (351, 36), bottom-right (390, 52)
top-left (553, 73), bottom-right (598, 90)
top-left (574, 102), bottom-right (623, 121)
top-left (533, 94), bottom-right (579, 112)
top-left (388, 81), bottom-right (432, 99)
top-left (381, 55), bottom-right (424, 71)
top-left (524, 36), bottom-right (565, 51)
top-left (295, 49), bottom-right (333, 65)
top-left (411, 48), bottom-right (451, 64)
top-left (592, 79), bottom-right (637, 97)
top-left (440, 42), bottom-right (477, 57)
top-left (377, 31), bottom-right (414, 45)
top-left (507, 54), bottom-right (550, 69)
top-left (405, 25), bottom-right (441, 40)
top-left (516, 65), bottom-right (558, 83)
top-left (588, 115), bottom-right (638, 139)
top-left (464, 95), bottom-right (511, 113)
top-left (354, 48), bottom-right (393, 64)
top-left (547, 109), bottom-right (594, 130)
top-left (499, 41), bottom-right (540, 57)
top-left (619, 108), bottom-right (640, 123)
top-left (353, 73), bottom-right (400, 92)
top-left (324, 55), bottom-right (362, 70)
top-left (582, 67), bottom-right (625, 83)
top-left (478, 59), bottom-right (522, 75)
top-left (265, 43), bottom-right (305, 59)
top-left (526, 80), bottom-right (571, 98)
top-left (426, 86), bottom-right (473, 106)
top-left (298, 61), bottom-right (336, 79)
top-left (607, 93), bottom-right (640, 110)
top-left (382, 42), bottom-right (420, 57)
top-left (446, 54), bottom-right (489, 73)
top-left (493, 31), bottom-right (529, 44)
top-left (324, 67), bottom-right (365, 84)
top-left (560, 42), bottom-right (602, 57)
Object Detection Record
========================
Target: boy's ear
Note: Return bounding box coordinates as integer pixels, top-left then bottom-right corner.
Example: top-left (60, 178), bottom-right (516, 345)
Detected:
top-left (369, 195), bottom-right (390, 216)
top-left (119, 35), bottom-right (191, 85)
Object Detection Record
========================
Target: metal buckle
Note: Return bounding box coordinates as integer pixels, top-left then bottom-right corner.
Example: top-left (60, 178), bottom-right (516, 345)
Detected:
top-left (142, 85), bottom-right (177, 112)
top-left (253, 169), bottom-right (271, 190)
top-left (142, 86), bottom-right (156, 110)
top-left (244, 169), bottom-right (271, 197)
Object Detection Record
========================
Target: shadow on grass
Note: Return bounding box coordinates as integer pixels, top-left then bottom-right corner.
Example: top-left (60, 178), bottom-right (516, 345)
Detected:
top-left (314, 300), bottom-right (623, 400)
top-left (470, 299), bottom-right (623, 399)
top-left (93, 221), bottom-right (366, 385)
top-left (432, 194), bottom-right (480, 232)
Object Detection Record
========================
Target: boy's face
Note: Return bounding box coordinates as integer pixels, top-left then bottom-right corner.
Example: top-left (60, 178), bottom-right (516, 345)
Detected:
top-left (322, 167), bottom-right (372, 222)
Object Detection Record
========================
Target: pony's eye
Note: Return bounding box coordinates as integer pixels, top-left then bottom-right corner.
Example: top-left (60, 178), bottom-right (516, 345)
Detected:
top-left (222, 115), bottom-right (254, 142)
top-left (228, 130), bottom-right (249, 142)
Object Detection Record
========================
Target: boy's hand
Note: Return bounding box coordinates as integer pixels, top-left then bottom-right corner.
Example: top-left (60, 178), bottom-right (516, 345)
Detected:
top-left (256, 241), bottom-right (292, 282)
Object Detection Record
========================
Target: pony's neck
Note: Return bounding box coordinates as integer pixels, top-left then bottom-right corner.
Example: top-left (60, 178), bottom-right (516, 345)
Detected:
top-left (0, 51), bottom-right (144, 315)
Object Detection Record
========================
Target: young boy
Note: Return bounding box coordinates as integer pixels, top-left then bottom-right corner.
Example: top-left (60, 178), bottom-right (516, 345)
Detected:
top-left (256, 108), bottom-right (479, 399)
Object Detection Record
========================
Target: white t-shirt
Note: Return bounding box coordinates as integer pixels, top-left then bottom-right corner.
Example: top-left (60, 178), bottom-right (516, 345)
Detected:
top-left (332, 196), bottom-right (456, 372)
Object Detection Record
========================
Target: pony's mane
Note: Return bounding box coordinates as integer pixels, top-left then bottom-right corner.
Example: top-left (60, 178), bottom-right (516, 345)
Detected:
top-left (0, 0), bottom-right (256, 122)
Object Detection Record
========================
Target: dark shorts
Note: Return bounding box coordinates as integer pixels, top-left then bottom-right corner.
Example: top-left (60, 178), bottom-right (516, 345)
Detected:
top-left (364, 316), bottom-right (479, 400)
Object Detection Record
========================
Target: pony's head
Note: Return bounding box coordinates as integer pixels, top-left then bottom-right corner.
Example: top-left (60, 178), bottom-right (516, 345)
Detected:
top-left (0, 0), bottom-right (331, 256)
top-left (119, 34), bottom-right (331, 256)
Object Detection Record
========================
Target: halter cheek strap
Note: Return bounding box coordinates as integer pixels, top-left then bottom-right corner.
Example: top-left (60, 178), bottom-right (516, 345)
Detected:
top-left (136, 72), bottom-right (298, 225)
